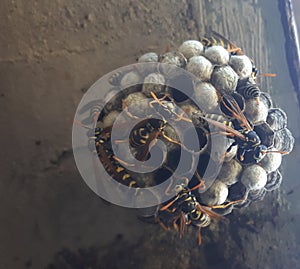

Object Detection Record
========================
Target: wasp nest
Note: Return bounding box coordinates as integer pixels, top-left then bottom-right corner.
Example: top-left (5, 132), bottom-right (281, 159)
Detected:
top-left (84, 33), bottom-right (295, 241)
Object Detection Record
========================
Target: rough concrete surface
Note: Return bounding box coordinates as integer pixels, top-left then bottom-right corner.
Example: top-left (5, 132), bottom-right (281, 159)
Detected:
top-left (1, 0), bottom-right (299, 269)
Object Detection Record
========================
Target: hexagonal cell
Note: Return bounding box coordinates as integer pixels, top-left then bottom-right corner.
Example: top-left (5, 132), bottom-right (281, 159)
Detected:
top-left (218, 159), bottom-right (243, 186)
top-left (253, 122), bottom-right (275, 148)
top-left (138, 52), bottom-right (159, 63)
top-left (260, 147), bottom-right (282, 174)
top-left (229, 55), bottom-right (253, 78)
top-left (186, 56), bottom-right (213, 81)
top-left (259, 92), bottom-right (273, 109)
top-left (220, 92), bottom-right (245, 118)
top-left (204, 45), bottom-right (230, 65)
top-left (244, 98), bottom-right (268, 125)
top-left (211, 65), bottom-right (238, 94)
top-left (248, 188), bottom-right (266, 202)
top-left (274, 128), bottom-right (295, 154)
top-left (198, 180), bottom-right (229, 206)
top-left (142, 72), bottom-right (166, 97)
top-left (266, 108), bottom-right (288, 131)
top-left (178, 40), bottom-right (204, 60)
top-left (193, 82), bottom-right (219, 113)
top-left (241, 164), bottom-right (267, 190)
top-left (265, 169), bottom-right (282, 192)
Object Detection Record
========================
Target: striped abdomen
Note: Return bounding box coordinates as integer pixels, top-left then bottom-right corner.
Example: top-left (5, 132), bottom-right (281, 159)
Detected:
top-left (236, 78), bottom-right (260, 99)
top-left (88, 127), bottom-right (139, 189)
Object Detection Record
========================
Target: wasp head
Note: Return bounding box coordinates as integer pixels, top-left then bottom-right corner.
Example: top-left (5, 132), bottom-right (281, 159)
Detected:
top-left (254, 144), bottom-right (268, 162)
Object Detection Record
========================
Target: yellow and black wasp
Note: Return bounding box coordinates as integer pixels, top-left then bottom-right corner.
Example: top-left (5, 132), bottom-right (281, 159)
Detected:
top-left (200, 30), bottom-right (243, 55)
top-left (157, 182), bottom-right (244, 245)
top-left (201, 31), bottom-right (276, 80)
top-left (74, 119), bottom-right (141, 190)
top-left (118, 91), bottom-right (193, 162)
top-left (193, 93), bottom-right (287, 164)
top-left (90, 127), bottom-right (139, 188)
top-left (157, 184), bottom-right (220, 246)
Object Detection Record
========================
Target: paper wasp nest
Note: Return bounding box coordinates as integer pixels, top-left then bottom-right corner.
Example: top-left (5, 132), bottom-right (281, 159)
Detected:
top-left (81, 33), bottom-right (295, 245)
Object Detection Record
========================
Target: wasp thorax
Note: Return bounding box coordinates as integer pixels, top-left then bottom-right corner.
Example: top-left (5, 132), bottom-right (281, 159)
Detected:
top-left (253, 122), bottom-right (275, 148)
top-left (178, 40), bottom-right (204, 60)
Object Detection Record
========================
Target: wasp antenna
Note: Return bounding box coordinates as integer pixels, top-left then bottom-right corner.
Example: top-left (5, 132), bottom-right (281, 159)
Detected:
top-left (266, 150), bottom-right (288, 155)
top-left (258, 73), bottom-right (277, 77)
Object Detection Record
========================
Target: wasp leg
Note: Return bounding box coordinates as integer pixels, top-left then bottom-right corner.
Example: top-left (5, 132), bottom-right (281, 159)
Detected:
top-left (228, 47), bottom-right (243, 54)
top-left (122, 100), bottom-right (140, 119)
top-left (92, 112), bottom-right (100, 127)
top-left (149, 91), bottom-right (169, 108)
top-left (161, 131), bottom-right (197, 155)
top-left (258, 73), bottom-right (277, 77)
top-left (197, 227), bottom-right (202, 246)
top-left (173, 111), bottom-right (192, 123)
top-left (113, 156), bottom-right (135, 167)
top-left (160, 199), bottom-right (178, 211)
top-left (209, 131), bottom-right (236, 138)
top-left (214, 141), bottom-right (237, 164)
top-left (179, 212), bottom-right (187, 239)
top-left (210, 193), bottom-right (248, 209)
top-left (155, 217), bottom-right (170, 231)
top-left (164, 177), bottom-right (174, 196)
top-left (173, 215), bottom-right (180, 231)
top-left (113, 139), bottom-right (128, 144)
top-left (190, 171), bottom-right (206, 191)
top-left (210, 199), bottom-right (244, 209)
top-left (238, 149), bottom-right (246, 161)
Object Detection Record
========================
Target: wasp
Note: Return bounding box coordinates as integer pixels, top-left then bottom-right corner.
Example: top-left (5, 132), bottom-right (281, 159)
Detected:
top-left (200, 31), bottom-right (243, 55)
top-left (118, 92), bottom-right (193, 162)
top-left (158, 184), bottom-right (221, 245)
top-left (157, 183), bottom-right (244, 245)
top-left (201, 31), bottom-right (276, 80)
top-left (193, 94), bottom-right (287, 164)
top-left (236, 76), bottom-right (275, 107)
top-left (236, 77), bottom-right (261, 104)
top-left (74, 119), bottom-right (141, 189)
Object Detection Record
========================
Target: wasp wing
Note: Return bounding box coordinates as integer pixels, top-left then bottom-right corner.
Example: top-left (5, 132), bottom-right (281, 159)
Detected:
top-left (199, 115), bottom-right (246, 140)
top-left (221, 94), bottom-right (253, 131)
